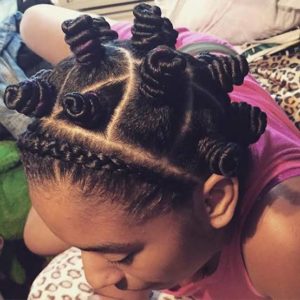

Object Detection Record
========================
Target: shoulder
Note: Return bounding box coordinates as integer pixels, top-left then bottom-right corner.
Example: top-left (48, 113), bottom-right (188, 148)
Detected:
top-left (242, 176), bottom-right (300, 299)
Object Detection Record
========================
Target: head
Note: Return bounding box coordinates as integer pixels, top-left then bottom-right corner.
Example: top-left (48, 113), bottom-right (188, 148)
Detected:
top-left (4, 3), bottom-right (267, 291)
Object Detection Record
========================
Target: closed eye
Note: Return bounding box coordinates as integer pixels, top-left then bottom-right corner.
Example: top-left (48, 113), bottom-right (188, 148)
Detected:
top-left (108, 253), bottom-right (135, 266)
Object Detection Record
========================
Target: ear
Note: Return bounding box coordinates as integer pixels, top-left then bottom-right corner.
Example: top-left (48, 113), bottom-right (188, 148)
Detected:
top-left (202, 174), bottom-right (239, 229)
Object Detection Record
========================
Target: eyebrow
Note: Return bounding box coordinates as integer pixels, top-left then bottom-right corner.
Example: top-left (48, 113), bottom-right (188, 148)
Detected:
top-left (78, 242), bottom-right (142, 254)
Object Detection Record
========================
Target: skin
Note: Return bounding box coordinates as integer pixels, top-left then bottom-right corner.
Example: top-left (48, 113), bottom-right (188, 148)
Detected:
top-left (19, 6), bottom-right (238, 299)
top-left (27, 174), bottom-right (238, 300)
top-left (242, 176), bottom-right (300, 299)
top-left (20, 5), bottom-right (115, 65)
top-left (20, 5), bottom-right (300, 299)
top-left (25, 175), bottom-right (300, 300)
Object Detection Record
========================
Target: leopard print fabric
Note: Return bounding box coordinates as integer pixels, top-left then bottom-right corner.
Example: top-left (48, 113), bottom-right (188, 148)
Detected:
top-left (249, 51), bottom-right (300, 130)
top-left (28, 248), bottom-right (193, 300)
top-left (28, 248), bottom-right (93, 300)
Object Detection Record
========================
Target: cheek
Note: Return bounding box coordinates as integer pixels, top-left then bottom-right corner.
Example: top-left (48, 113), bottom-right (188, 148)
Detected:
top-left (81, 251), bottom-right (108, 279)
top-left (136, 239), bottom-right (197, 281)
top-left (81, 251), bottom-right (125, 290)
top-left (146, 232), bottom-right (209, 281)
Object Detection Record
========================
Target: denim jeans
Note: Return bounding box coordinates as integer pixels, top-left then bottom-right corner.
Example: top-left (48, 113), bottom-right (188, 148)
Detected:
top-left (0, 12), bottom-right (32, 139)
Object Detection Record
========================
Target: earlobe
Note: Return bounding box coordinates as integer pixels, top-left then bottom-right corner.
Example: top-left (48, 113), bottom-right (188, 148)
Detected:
top-left (203, 174), bottom-right (239, 229)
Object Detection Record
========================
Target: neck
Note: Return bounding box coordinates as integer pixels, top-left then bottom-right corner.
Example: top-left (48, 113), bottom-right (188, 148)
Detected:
top-left (195, 225), bottom-right (233, 281)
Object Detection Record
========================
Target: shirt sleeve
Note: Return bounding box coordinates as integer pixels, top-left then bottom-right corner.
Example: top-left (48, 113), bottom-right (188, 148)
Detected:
top-left (111, 22), bottom-right (133, 40)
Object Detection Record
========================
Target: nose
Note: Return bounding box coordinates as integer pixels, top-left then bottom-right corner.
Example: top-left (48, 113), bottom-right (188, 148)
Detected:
top-left (86, 266), bottom-right (125, 290)
top-left (81, 251), bottom-right (125, 290)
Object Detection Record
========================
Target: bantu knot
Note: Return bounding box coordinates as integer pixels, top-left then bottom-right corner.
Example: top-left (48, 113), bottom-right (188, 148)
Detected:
top-left (139, 46), bottom-right (187, 101)
top-left (161, 17), bottom-right (178, 48)
top-left (131, 3), bottom-right (178, 52)
top-left (196, 53), bottom-right (249, 93)
top-left (92, 17), bottom-right (118, 43)
top-left (4, 77), bottom-right (55, 118)
top-left (228, 102), bottom-right (267, 145)
top-left (198, 137), bottom-right (242, 177)
top-left (62, 92), bottom-right (105, 129)
top-left (62, 15), bottom-right (104, 65)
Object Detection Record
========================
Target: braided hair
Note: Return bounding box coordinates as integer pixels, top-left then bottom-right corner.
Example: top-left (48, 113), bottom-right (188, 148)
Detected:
top-left (4, 4), bottom-right (267, 219)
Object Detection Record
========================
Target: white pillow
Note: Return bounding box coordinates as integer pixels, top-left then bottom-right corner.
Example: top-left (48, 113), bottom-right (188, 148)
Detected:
top-left (155, 0), bottom-right (300, 45)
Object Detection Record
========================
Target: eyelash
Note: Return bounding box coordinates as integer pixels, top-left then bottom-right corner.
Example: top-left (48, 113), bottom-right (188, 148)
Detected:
top-left (108, 253), bottom-right (134, 266)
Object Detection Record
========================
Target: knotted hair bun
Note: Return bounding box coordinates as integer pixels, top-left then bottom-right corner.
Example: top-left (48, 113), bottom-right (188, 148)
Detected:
top-left (198, 137), bottom-right (242, 177)
top-left (139, 46), bottom-right (187, 101)
top-left (4, 77), bottom-right (55, 118)
top-left (62, 15), bottom-right (106, 65)
top-left (92, 17), bottom-right (118, 43)
top-left (161, 18), bottom-right (178, 48)
top-left (131, 3), bottom-right (178, 52)
top-left (62, 15), bottom-right (101, 64)
top-left (228, 102), bottom-right (267, 145)
top-left (196, 53), bottom-right (249, 93)
top-left (62, 92), bottom-right (107, 129)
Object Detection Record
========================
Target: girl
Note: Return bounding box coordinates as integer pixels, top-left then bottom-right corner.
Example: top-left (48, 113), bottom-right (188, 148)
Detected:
top-left (5, 3), bottom-right (300, 300)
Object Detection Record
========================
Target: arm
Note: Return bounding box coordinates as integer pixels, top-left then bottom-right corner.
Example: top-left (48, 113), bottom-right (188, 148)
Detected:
top-left (20, 4), bottom-right (233, 66)
top-left (242, 176), bottom-right (300, 299)
top-left (20, 4), bottom-right (118, 65)
top-left (23, 206), bottom-right (69, 256)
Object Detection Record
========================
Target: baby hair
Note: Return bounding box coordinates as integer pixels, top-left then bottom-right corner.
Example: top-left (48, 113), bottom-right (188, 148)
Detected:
top-left (4, 3), bottom-right (267, 219)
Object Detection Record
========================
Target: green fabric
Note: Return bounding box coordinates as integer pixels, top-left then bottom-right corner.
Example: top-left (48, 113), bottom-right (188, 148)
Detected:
top-left (242, 42), bottom-right (278, 57)
top-left (179, 41), bottom-right (238, 56)
top-left (10, 255), bottom-right (26, 285)
top-left (0, 141), bottom-right (30, 240)
top-left (0, 141), bottom-right (20, 172)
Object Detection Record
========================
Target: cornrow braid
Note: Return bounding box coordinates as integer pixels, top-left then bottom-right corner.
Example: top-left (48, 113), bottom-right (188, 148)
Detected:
top-left (19, 123), bottom-right (196, 191)
top-left (19, 127), bottom-right (137, 174)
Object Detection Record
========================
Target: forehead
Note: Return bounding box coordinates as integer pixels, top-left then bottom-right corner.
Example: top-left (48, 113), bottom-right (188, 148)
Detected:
top-left (28, 179), bottom-right (183, 248)
top-left (29, 178), bottom-right (129, 226)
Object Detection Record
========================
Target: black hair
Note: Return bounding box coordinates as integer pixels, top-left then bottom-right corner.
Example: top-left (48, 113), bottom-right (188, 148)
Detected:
top-left (4, 3), bottom-right (267, 220)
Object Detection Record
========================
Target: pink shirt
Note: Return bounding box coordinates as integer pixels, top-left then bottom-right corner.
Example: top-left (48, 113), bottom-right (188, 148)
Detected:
top-left (112, 24), bottom-right (300, 299)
